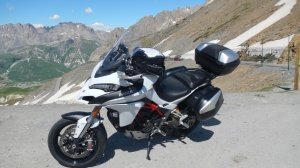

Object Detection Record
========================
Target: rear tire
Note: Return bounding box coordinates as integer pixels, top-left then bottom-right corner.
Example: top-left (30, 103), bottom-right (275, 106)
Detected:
top-left (48, 118), bottom-right (107, 167)
top-left (171, 114), bottom-right (199, 137)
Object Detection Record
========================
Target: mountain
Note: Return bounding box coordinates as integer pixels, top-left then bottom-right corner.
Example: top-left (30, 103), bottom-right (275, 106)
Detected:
top-left (0, 22), bottom-right (106, 52)
top-left (1, 38), bottom-right (100, 82)
top-left (88, 5), bottom-right (202, 61)
top-left (139, 0), bottom-right (300, 61)
top-left (0, 5), bottom-right (202, 105)
top-left (130, 5), bottom-right (202, 36)
top-left (0, 22), bottom-right (107, 83)
top-left (2, 0), bottom-right (300, 106)
top-left (0, 5), bottom-right (202, 83)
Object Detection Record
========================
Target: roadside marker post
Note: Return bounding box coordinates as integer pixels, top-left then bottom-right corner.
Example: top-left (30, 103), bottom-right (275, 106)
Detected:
top-left (261, 39), bottom-right (264, 67)
top-left (288, 35), bottom-right (290, 71)
top-left (294, 42), bottom-right (300, 90)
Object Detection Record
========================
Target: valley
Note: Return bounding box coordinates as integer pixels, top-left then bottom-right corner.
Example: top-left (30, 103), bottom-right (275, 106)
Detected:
top-left (1, 0), bottom-right (300, 105)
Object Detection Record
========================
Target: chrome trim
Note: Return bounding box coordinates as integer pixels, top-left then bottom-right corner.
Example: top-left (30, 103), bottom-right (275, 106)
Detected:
top-left (196, 42), bottom-right (215, 51)
top-left (218, 49), bottom-right (239, 64)
top-left (199, 90), bottom-right (222, 114)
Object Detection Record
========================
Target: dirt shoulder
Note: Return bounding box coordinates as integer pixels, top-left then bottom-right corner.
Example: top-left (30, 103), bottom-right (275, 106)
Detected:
top-left (212, 64), bottom-right (295, 92)
top-left (165, 60), bottom-right (296, 92)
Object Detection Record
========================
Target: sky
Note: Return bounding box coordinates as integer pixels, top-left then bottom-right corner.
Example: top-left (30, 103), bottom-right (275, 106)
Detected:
top-left (1, 0), bottom-right (206, 31)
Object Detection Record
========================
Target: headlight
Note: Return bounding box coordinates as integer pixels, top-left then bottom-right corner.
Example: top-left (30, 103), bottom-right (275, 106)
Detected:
top-left (89, 84), bottom-right (120, 92)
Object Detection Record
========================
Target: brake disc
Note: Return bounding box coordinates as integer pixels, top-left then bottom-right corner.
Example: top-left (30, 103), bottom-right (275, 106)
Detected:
top-left (58, 125), bottom-right (94, 159)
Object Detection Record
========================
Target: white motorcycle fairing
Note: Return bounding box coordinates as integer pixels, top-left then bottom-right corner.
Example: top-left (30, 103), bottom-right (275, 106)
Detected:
top-left (73, 116), bottom-right (102, 138)
top-left (77, 69), bottom-right (209, 127)
top-left (77, 72), bottom-right (160, 127)
top-left (47, 31), bottom-right (240, 167)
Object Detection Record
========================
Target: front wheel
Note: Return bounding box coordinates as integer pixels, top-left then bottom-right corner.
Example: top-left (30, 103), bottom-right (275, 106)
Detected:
top-left (48, 118), bottom-right (107, 167)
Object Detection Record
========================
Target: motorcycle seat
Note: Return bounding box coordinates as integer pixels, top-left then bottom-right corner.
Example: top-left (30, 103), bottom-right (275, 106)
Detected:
top-left (153, 68), bottom-right (211, 102)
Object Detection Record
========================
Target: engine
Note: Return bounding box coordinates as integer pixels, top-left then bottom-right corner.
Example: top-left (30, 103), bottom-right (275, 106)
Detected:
top-left (107, 102), bottom-right (164, 139)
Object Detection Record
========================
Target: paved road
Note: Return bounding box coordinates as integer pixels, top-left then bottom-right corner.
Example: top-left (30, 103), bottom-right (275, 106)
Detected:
top-left (38, 77), bottom-right (61, 104)
top-left (241, 61), bottom-right (295, 70)
top-left (0, 91), bottom-right (299, 168)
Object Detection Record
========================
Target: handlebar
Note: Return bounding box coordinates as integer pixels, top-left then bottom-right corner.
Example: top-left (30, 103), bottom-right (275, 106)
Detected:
top-left (118, 74), bottom-right (143, 80)
top-left (117, 64), bottom-right (142, 80)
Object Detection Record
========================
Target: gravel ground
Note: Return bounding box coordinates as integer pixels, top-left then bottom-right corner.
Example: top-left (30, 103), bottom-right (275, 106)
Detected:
top-left (0, 90), bottom-right (300, 168)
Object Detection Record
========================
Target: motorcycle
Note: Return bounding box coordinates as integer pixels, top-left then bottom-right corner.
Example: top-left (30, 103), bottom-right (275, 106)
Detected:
top-left (48, 31), bottom-right (240, 167)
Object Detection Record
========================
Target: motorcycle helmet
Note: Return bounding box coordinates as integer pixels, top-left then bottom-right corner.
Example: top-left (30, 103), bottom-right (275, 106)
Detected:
top-left (131, 48), bottom-right (165, 76)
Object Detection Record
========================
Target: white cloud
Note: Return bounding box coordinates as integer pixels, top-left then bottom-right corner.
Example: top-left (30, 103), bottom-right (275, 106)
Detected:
top-left (32, 24), bottom-right (44, 28)
top-left (49, 14), bottom-right (60, 20)
top-left (6, 3), bottom-right (14, 10)
top-left (71, 9), bottom-right (74, 13)
top-left (85, 7), bottom-right (93, 13)
top-left (90, 22), bottom-right (110, 31)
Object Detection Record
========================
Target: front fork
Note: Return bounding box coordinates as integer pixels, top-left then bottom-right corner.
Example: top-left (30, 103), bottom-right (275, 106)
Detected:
top-left (72, 106), bottom-right (103, 146)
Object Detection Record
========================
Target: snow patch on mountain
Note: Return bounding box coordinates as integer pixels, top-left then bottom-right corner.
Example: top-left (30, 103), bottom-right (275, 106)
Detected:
top-left (224, 0), bottom-right (297, 49)
top-left (30, 92), bottom-right (50, 105)
top-left (42, 81), bottom-right (85, 104)
top-left (250, 34), bottom-right (295, 48)
top-left (181, 39), bottom-right (220, 60)
top-left (163, 50), bottom-right (173, 56)
top-left (43, 82), bottom-right (76, 104)
top-left (205, 0), bottom-right (214, 6)
top-left (247, 34), bottom-right (295, 57)
top-left (153, 35), bottom-right (173, 48)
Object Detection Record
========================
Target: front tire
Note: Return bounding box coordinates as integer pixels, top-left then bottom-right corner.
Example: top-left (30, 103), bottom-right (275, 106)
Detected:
top-left (48, 118), bottom-right (107, 167)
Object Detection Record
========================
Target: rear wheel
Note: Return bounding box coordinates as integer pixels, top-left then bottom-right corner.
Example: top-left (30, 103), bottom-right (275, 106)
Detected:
top-left (48, 119), bottom-right (107, 167)
top-left (171, 113), bottom-right (199, 137)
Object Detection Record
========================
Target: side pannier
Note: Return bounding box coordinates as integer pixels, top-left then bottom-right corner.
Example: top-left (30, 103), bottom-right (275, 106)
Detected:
top-left (186, 85), bottom-right (223, 121)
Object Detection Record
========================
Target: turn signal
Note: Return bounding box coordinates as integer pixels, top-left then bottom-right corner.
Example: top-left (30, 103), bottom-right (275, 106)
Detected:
top-left (91, 108), bottom-right (100, 117)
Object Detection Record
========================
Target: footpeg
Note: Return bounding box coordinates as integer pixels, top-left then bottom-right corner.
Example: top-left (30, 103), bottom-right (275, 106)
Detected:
top-left (157, 129), bottom-right (166, 136)
top-left (171, 110), bottom-right (190, 128)
top-left (150, 127), bottom-right (166, 136)
top-left (180, 123), bottom-right (190, 129)
top-left (179, 115), bottom-right (189, 128)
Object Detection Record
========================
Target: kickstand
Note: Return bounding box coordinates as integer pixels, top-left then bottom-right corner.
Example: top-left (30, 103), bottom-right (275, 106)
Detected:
top-left (146, 128), bottom-right (154, 160)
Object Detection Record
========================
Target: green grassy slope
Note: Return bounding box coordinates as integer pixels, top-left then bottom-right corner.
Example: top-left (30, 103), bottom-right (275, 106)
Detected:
top-left (0, 38), bottom-right (99, 82)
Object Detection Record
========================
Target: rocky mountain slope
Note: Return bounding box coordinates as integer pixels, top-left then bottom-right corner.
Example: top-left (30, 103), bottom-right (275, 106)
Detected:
top-left (129, 5), bottom-right (202, 37)
top-left (1, 38), bottom-right (99, 82)
top-left (0, 5), bottom-right (202, 83)
top-left (2, 0), bottom-right (300, 105)
top-left (0, 23), bottom-right (104, 83)
top-left (0, 23), bottom-right (103, 52)
top-left (139, 0), bottom-right (300, 62)
top-left (0, 5), bottom-right (202, 53)
top-left (88, 5), bottom-right (202, 61)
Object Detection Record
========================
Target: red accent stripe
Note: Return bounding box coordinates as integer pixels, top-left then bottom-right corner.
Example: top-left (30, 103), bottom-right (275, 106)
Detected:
top-left (137, 113), bottom-right (144, 119)
top-left (143, 102), bottom-right (165, 117)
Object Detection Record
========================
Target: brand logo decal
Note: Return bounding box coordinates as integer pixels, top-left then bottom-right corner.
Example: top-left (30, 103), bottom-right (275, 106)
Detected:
top-left (119, 87), bottom-right (133, 97)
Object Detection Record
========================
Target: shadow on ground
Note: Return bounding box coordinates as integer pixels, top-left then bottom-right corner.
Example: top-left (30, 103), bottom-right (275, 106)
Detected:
top-left (276, 86), bottom-right (292, 91)
top-left (94, 118), bottom-right (221, 166)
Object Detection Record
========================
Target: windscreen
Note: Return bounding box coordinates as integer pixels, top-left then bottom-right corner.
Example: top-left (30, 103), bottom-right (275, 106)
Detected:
top-left (94, 31), bottom-right (150, 77)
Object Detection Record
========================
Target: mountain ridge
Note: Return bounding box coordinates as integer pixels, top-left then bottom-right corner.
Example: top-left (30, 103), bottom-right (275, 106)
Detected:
top-left (0, 4), bottom-right (202, 83)
top-left (0, 22), bottom-right (103, 52)
top-left (1, 0), bottom-right (300, 105)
